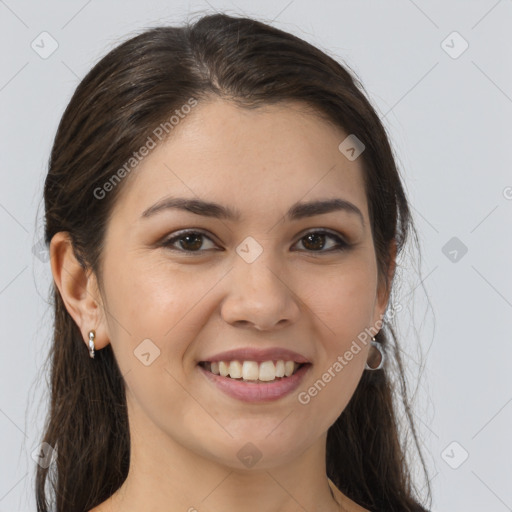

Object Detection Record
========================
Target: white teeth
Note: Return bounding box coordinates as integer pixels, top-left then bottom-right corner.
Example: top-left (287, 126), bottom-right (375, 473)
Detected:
top-left (275, 360), bottom-right (285, 378)
top-left (219, 361), bottom-right (229, 377)
top-left (284, 361), bottom-right (295, 377)
top-left (258, 361), bottom-right (276, 381)
top-left (205, 360), bottom-right (302, 381)
top-left (242, 361), bottom-right (259, 380)
top-left (228, 360), bottom-right (242, 379)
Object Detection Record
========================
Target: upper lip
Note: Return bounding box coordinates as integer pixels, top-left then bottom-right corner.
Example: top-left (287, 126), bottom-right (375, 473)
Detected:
top-left (199, 347), bottom-right (311, 364)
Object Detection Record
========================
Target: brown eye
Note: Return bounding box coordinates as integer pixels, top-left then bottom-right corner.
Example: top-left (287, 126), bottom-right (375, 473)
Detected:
top-left (160, 229), bottom-right (349, 255)
top-left (294, 230), bottom-right (349, 253)
top-left (161, 231), bottom-right (217, 252)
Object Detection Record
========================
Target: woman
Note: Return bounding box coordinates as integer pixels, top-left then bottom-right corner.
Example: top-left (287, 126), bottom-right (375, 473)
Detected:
top-left (36, 12), bottom-right (432, 512)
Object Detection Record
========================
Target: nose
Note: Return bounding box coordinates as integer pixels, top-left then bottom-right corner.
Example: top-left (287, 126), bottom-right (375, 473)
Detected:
top-left (220, 256), bottom-right (301, 331)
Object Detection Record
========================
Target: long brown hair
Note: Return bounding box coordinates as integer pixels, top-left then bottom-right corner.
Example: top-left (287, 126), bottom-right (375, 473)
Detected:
top-left (36, 12), bottom-right (432, 511)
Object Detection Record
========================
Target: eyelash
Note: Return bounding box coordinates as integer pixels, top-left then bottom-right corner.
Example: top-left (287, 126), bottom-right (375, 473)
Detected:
top-left (160, 229), bottom-right (350, 255)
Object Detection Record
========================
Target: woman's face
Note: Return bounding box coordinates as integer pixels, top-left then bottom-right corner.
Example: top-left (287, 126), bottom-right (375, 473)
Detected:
top-left (95, 98), bottom-right (391, 469)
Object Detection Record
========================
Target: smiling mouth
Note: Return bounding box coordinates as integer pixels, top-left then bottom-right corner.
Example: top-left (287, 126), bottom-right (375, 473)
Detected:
top-left (198, 360), bottom-right (309, 383)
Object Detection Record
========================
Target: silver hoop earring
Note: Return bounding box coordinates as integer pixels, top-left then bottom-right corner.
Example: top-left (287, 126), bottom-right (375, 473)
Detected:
top-left (365, 337), bottom-right (384, 370)
top-left (88, 330), bottom-right (95, 359)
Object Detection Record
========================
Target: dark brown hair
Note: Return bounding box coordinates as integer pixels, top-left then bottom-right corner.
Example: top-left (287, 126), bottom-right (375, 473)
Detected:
top-left (36, 11), bottom-right (432, 511)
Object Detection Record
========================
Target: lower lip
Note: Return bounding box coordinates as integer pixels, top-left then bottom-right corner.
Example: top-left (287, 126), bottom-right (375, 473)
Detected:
top-left (198, 363), bottom-right (311, 403)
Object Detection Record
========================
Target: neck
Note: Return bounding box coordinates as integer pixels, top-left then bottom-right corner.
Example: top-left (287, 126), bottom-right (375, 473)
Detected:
top-left (104, 399), bottom-right (342, 512)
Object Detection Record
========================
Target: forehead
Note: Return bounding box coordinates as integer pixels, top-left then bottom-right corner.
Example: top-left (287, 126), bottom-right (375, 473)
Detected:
top-left (111, 99), bottom-right (368, 224)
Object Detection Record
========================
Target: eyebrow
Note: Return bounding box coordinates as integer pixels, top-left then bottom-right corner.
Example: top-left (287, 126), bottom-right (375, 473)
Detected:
top-left (141, 196), bottom-right (365, 227)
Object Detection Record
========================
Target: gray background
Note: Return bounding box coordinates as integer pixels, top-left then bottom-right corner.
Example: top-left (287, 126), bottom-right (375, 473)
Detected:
top-left (1, 0), bottom-right (511, 510)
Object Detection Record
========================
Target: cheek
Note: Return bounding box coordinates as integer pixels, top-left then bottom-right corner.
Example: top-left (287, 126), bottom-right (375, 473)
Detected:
top-left (104, 256), bottom-right (187, 332)
top-left (100, 259), bottom-right (203, 428)
top-left (102, 257), bottom-right (221, 370)
top-left (293, 256), bottom-right (378, 408)
top-left (298, 257), bottom-right (378, 339)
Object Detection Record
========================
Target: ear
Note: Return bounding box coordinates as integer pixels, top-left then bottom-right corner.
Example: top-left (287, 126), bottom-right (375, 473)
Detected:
top-left (373, 238), bottom-right (397, 326)
top-left (49, 232), bottom-right (110, 352)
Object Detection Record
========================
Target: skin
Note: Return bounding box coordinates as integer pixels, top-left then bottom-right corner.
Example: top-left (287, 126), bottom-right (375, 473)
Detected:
top-left (50, 98), bottom-right (395, 512)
